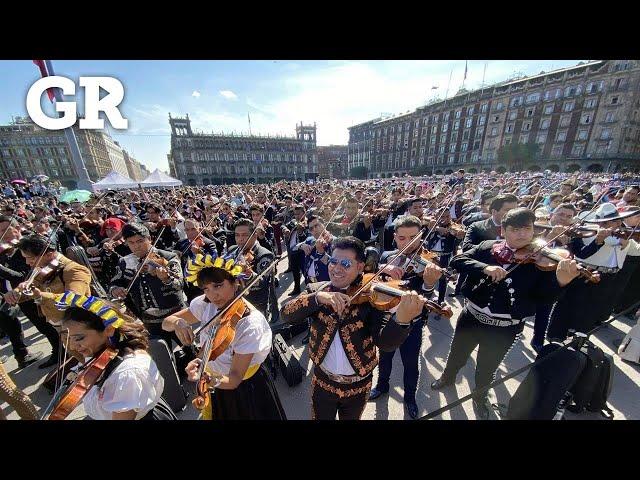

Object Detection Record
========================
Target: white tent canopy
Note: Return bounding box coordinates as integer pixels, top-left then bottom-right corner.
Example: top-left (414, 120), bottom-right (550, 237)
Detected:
top-left (92, 171), bottom-right (138, 191)
top-left (140, 169), bottom-right (183, 188)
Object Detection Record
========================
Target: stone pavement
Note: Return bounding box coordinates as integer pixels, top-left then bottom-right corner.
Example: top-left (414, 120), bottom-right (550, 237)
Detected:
top-left (2, 255), bottom-right (639, 420)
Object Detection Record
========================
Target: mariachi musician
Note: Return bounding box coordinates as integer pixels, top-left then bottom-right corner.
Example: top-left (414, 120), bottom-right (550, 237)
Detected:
top-left (41, 291), bottom-right (176, 420)
top-left (4, 234), bottom-right (92, 369)
top-left (162, 253), bottom-right (286, 420)
top-left (432, 208), bottom-right (581, 420)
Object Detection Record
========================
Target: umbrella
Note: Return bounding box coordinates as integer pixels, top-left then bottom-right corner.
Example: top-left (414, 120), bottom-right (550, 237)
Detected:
top-left (59, 189), bottom-right (93, 203)
top-left (11, 179), bottom-right (27, 185)
top-left (32, 174), bottom-right (49, 182)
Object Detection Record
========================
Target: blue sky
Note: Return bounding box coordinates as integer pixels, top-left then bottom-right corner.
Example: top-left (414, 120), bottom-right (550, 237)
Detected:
top-left (0, 60), bottom-right (584, 172)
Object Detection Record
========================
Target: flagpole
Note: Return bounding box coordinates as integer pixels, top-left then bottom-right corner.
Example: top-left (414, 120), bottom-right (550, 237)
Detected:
top-left (480, 62), bottom-right (487, 95)
top-left (443, 69), bottom-right (453, 109)
top-left (248, 112), bottom-right (252, 136)
top-left (42, 60), bottom-right (93, 191)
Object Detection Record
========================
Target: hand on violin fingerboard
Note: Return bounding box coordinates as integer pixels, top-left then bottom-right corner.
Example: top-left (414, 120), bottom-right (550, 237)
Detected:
top-left (555, 258), bottom-right (580, 287)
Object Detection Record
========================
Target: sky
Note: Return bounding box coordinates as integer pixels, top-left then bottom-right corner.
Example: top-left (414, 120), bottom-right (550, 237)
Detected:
top-left (0, 60), bottom-right (586, 173)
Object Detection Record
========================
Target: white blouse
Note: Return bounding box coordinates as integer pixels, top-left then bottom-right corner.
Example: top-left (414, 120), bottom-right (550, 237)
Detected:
top-left (82, 352), bottom-right (164, 420)
top-left (189, 294), bottom-right (272, 376)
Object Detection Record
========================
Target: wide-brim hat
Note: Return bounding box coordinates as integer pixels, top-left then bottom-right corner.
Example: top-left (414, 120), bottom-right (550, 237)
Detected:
top-left (581, 202), bottom-right (640, 223)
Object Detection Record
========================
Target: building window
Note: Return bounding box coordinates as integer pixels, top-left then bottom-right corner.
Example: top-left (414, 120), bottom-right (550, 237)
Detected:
top-left (495, 101), bottom-right (504, 111)
top-left (506, 123), bottom-right (514, 133)
top-left (453, 120), bottom-right (460, 130)
top-left (442, 123), bottom-right (449, 133)
top-left (491, 127), bottom-right (498, 136)
top-left (519, 134), bottom-right (529, 143)
top-left (526, 108), bottom-right (534, 117)
top-left (431, 126), bottom-right (438, 134)
top-left (471, 152), bottom-right (479, 162)
top-left (451, 132), bottom-right (458, 142)
top-left (465, 118), bottom-right (473, 128)
top-left (551, 145), bottom-right (563, 157)
top-left (431, 135), bottom-right (436, 145)
top-left (462, 130), bottom-right (470, 140)
top-left (473, 141), bottom-right (480, 150)
top-left (439, 145), bottom-right (446, 154)
top-left (523, 122), bottom-right (531, 131)
top-left (536, 133), bottom-right (547, 144)
top-left (432, 114), bottom-right (438, 122)
top-left (440, 134), bottom-right (446, 143)
top-left (461, 142), bottom-right (468, 152)
top-left (556, 131), bottom-right (567, 142)
top-left (580, 114), bottom-right (592, 124)
top-left (481, 104), bottom-right (488, 113)
top-left (577, 129), bottom-right (589, 141)
top-left (540, 118), bottom-right (550, 129)
top-left (478, 115), bottom-right (486, 126)
top-left (601, 128), bottom-right (612, 140)
top-left (448, 155), bottom-right (455, 164)
top-left (443, 112), bottom-right (450, 122)
top-left (563, 101), bottom-right (575, 112)
top-left (493, 115), bottom-right (500, 122)
top-left (611, 96), bottom-right (619, 105)
top-left (509, 111), bottom-right (518, 121)
top-left (584, 98), bottom-right (597, 108)
top-left (560, 116), bottom-right (571, 128)
top-left (605, 111), bottom-right (615, 123)
top-left (450, 143), bottom-right (456, 152)
top-left (429, 147), bottom-right (435, 155)
top-left (571, 144), bottom-right (584, 156)
top-left (510, 96), bottom-right (522, 108)
top-left (467, 106), bottom-right (475, 115)
top-left (455, 110), bottom-right (461, 119)
top-left (526, 92), bottom-right (540, 104)
top-left (544, 104), bottom-right (554, 115)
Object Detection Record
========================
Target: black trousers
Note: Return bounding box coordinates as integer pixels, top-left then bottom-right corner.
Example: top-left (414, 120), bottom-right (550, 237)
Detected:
top-left (441, 310), bottom-right (523, 400)
top-left (311, 368), bottom-right (372, 420)
top-left (288, 250), bottom-right (303, 291)
top-left (436, 253), bottom-right (452, 303)
top-left (19, 301), bottom-right (60, 355)
top-left (0, 308), bottom-right (28, 358)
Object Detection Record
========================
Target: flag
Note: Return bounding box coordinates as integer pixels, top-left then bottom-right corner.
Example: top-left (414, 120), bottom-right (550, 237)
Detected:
top-left (431, 86), bottom-right (439, 90)
top-left (464, 60), bottom-right (468, 81)
top-left (33, 60), bottom-right (55, 102)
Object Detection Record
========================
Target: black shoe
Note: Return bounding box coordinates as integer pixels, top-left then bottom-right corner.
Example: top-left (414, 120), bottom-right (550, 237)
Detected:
top-left (405, 399), bottom-right (419, 419)
top-left (17, 351), bottom-right (43, 369)
top-left (38, 354), bottom-right (59, 369)
top-left (472, 397), bottom-right (491, 420)
top-left (368, 387), bottom-right (388, 401)
top-left (288, 289), bottom-right (301, 296)
top-left (431, 376), bottom-right (455, 390)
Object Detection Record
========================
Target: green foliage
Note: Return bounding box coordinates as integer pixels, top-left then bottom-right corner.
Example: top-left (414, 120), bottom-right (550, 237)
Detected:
top-left (350, 166), bottom-right (368, 179)
top-left (496, 142), bottom-right (541, 170)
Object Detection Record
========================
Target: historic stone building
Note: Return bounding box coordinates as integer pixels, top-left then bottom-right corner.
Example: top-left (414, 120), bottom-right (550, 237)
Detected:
top-left (168, 114), bottom-right (318, 185)
top-left (348, 60), bottom-right (640, 177)
top-left (0, 117), bottom-right (143, 188)
top-left (123, 150), bottom-right (148, 181)
top-left (317, 145), bottom-right (348, 178)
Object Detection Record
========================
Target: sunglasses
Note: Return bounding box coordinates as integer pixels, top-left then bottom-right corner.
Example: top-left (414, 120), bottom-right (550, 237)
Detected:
top-left (328, 257), bottom-right (353, 269)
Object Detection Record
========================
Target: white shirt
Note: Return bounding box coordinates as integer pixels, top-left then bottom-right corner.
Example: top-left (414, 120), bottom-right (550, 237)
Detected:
top-left (189, 295), bottom-right (272, 376)
top-left (82, 352), bottom-right (164, 420)
top-left (321, 333), bottom-right (356, 376)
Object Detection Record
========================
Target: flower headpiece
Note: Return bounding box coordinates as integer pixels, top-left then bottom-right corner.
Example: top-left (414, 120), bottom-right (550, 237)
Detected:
top-left (186, 252), bottom-right (250, 286)
top-left (54, 291), bottom-right (125, 344)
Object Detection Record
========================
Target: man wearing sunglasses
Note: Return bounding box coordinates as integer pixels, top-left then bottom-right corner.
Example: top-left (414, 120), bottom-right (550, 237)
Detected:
top-left (369, 215), bottom-right (445, 418)
top-left (280, 236), bottom-right (427, 420)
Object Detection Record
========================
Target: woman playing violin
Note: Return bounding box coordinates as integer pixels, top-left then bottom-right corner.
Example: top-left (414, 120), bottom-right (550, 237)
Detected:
top-left (162, 254), bottom-right (286, 420)
top-left (50, 292), bottom-right (176, 420)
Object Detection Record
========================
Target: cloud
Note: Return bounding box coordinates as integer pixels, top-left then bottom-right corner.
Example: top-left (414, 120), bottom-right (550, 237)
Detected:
top-left (219, 90), bottom-right (238, 100)
top-left (192, 90), bottom-right (201, 98)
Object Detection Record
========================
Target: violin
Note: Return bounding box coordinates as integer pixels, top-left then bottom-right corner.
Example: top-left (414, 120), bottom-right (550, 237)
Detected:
top-left (19, 258), bottom-right (62, 297)
top-left (511, 242), bottom-right (601, 284)
top-left (347, 273), bottom-right (453, 318)
top-left (533, 222), bottom-right (597, 239)
top-left (41, 347), bottom-right (119, 420)
top-left (192, 298), bottom-right (249, 411)
top-left (140, 251), bottom-right (172, 277)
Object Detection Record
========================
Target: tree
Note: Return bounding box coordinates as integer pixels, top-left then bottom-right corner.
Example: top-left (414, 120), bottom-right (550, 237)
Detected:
top-left (497, 143), bottom-right (541, 171)
top-left (350, 166), bottom-right (368, 179)
top-left (412, 165), bottom-right (431, 176)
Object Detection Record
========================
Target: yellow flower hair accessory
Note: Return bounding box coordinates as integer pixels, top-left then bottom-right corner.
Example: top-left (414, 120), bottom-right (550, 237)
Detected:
top-left (54, 291), bottom-right (125, 330)
top-left (186, 252), bottom-right (249, 286)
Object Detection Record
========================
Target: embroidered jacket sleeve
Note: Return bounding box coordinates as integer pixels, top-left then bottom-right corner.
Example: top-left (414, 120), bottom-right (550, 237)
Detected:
top-left (280, 288), bottom-right (323, 325)
top-left (164, 254), bottom-right (184, 290)
top-left (450, 240), bottom-right (493, 274)
top-left (368, 305), bottom-right (413, 352)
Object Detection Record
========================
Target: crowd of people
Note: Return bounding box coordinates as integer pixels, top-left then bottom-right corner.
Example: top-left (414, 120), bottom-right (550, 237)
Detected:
top-left (0, 168), bottom-right (639, 420)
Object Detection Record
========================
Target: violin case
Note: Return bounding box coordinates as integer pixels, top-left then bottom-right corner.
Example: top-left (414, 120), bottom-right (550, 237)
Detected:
top-left (270, 333), bottom-right (304, 387)
top-left (149, 338), bottom-right (187, 413)
top-left (618, 316), bottom-right (640, 365)
top-left (506, 343), bottom-right (586, 420)
top-left (269, 319), bottom-right (308, 342)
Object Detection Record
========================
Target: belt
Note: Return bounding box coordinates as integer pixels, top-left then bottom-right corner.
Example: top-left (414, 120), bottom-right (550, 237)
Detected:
top-left (317, 364), bottom-right (371, 384)
top-left (466, 302), bottom-right (532, 327)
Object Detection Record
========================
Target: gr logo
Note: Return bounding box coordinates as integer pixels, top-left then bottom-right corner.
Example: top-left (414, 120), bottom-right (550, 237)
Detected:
top-left (26, 76), bottom-right (128, 130)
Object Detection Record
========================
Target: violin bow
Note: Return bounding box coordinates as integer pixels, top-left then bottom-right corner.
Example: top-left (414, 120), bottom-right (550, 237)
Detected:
top-left (343, 191), bottom-right (458, 304)
top-left (121, 224), bottom-right (169, 298)
top-left (474, 192), bottom-right (610, 290)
